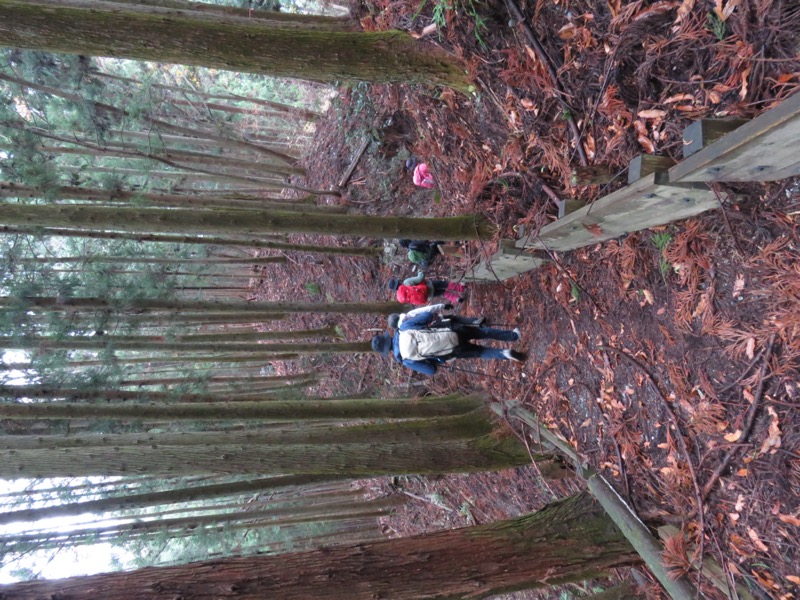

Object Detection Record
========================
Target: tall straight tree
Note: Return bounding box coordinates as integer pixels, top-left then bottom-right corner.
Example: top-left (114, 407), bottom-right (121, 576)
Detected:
top-left (0, 225), bottom-right (382, 256)
top-left (0, 0), bottom-right (469, 89)
top-left (0, 297), bottom-right (403, 314)
top-left (0, 493), bottom-right (640, 599)
top-left (0, 201), bottom-right (492, 240)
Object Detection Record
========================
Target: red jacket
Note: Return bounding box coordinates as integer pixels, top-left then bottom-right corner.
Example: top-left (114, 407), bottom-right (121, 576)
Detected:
top-left (396, 283), bottom-right (430, 305)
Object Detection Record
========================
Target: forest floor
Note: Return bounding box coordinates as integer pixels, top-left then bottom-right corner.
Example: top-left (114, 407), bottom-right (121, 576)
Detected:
top-left (249, 0), bottom-right (800, 598)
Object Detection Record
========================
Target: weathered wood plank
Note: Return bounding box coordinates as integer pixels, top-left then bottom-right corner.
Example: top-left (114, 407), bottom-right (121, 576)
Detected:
top-left (463, 239), bottom-right (545, 281)
top-left (518, 173), bottom-right (717, 252)
top-left (681, 119), bottom-right (748, 158)
top-left (337, 138), bottom-right (370, 188)
top-left (669, 93), bottom-right (800, 182)
top-left (558, 198), bottom-right (586, 218)
top-left (627, 154), bottom-right (676, 184)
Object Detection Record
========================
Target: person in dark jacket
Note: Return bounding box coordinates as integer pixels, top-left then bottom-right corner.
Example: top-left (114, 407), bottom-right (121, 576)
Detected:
top-left (371, 304), bottom-right (526, 376)
top-left (398, 239), bottom-right (444, 270)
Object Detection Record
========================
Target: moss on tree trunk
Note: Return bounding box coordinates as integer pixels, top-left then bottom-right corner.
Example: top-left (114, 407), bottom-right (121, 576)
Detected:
top-left (0, 0), bottom-right (470, 88)
top-left (0, 202), bottom-right (493, 240)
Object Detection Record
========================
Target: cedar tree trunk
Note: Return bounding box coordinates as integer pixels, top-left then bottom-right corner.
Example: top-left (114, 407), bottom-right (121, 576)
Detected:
top-left (0, 201), bottom-right (493, 240)
top-left (0, 0), bottom-right (470, 88)
top-left (0, 493), bottom-right (640, 599)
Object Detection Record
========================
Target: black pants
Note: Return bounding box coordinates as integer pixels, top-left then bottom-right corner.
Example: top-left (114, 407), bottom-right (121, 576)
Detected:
top-left (447, 325), bottom-right (518, 361)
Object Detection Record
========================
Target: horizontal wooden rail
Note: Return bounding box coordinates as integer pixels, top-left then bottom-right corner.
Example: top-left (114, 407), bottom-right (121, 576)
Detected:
top-left (517, 173), bottom-right (717, 252)
top-left (464, 93), bottom-right (799, 281)
top-left (493, 401), bottom-right (697, 600)
top-left (670, 92), bottom-right (800, 182)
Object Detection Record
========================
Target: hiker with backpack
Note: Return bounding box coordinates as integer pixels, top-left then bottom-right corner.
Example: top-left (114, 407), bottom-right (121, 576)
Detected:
top-left (388, 272), bottom-right (465, 305)
top-left (399, 239), bottom-right (462, 271)
top-left (371, 303), bottom-right (527, 376)
top-left (387, 303), bottom-right (485, 330)
top-left (398, 239), bottom-right (444, 270)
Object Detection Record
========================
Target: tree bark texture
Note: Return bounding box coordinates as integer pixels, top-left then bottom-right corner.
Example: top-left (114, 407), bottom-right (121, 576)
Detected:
top-left (0, 493), bottom-right (639, 600)
top-left (3, 339), bottom-right (372, 353)
top-left (0, 0), bottom-right (469, 88)
top-left (0, 394), bottom-right (482, 421)
top-left (2, 297), bottom-right (403, 314)
top-left (0, 201), bottom-right (492, 240)
top-left (0, 437), bottom-right (530, 477)
top-left (0, 225), bottom-right (381, 256)
top-left (0, 409), bottom-right (496, 450)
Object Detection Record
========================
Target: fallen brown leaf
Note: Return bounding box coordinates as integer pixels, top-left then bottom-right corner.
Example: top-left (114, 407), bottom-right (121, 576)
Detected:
top-left (729, 533), bottom-right (753, 557)
top-left (638, 108), bottom-right (667, 119)
top-left (745, 337), bottom-right (756, 359)
top-left (558, 23), bottom-right (577, 39)
top-left (747, 527), bottom-right (769, 553)
top-left (732, 273), bottom-right (745, 296)
top-left (637, 134), bottom-right (655, 153)
top-left (778, 514), bottom-right (800, 527)
top-left (740, 64), bottom-right (751, 100)
top-left (664, 93), bottom-right (694, 103)
top-left (724, 429), bottom-right (742, 442)
top-left (758, 405), bottom-right (782, 456)
top-left (752, 569), bottom-right (779, 590)
top-left (524, 45), bottom-right (537, 62)
top-left (583, 223), bottom-right (604, 236)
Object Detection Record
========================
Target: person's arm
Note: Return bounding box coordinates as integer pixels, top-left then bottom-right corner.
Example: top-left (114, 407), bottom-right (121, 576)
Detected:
top-left (401, 309), bottom-right (438, 328)
top-left (402, 272), bottom-right (425, 286)
top-left (402, 359), bottom-right (437, 376)
top-left (404, 303), bottom-right (445, 320)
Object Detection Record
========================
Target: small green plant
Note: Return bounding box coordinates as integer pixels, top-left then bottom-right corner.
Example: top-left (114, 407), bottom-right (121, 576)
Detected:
top-left (570, 282), bottom-right (580, 303)
top-left (431, 0), bottom-right (452, 30)
top-left (304, 282), bottom-right (321, 295)
top-left (415, 0), bottom-right (488, 48)
top-left (706, 12), bottom-right (727, 40)
top-left (426, 493), bottom-right (449, 510)
top-left (651, 231), bottom-right (673, 280)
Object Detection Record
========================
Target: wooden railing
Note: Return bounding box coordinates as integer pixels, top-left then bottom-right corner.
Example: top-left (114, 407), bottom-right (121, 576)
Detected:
top-left (465, 92), bottom-right (800, 281)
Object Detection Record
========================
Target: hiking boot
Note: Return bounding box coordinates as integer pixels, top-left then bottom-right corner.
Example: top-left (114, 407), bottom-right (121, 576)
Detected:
top-left (502, 349), bottom-right (528, 363)
top-left (512, 327), bottom-right (521, 341)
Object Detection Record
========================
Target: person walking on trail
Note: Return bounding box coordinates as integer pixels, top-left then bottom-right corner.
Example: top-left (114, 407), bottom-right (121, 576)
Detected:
top-left (387, 303), bottom-right (485, 330)
top-left (406, 158), bottom-right (435, 189)
top-left (388, 272), bottom-right (465, 305)
top-left (371, 303), bottom-right (527, 376)
top-left (399, 239), bottom-right (461, 269)
top-left (398, 239), bottom-right (445, 270)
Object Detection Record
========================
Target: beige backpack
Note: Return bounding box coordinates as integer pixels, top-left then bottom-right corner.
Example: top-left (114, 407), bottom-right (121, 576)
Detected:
top-left (397, 329), bottom-right (459, 361)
